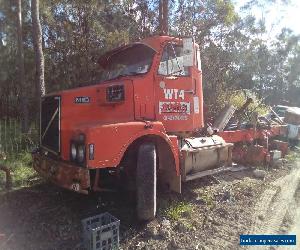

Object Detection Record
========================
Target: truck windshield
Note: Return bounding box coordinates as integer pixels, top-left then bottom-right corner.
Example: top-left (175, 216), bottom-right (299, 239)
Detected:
top-left (101, 44), bottom-right (155, 81)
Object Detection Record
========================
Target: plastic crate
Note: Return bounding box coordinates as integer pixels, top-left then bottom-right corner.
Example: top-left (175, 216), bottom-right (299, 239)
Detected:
top-left (81, 212), bottom-right (120, 250)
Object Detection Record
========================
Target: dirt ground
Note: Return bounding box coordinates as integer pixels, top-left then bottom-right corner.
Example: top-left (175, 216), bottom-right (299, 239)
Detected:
top-left (0, 155), bottom-right (299, 250)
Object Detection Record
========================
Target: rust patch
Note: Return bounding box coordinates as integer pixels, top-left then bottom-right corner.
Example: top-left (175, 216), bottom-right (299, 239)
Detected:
top-left (33, 153), bottom-right (90, 194)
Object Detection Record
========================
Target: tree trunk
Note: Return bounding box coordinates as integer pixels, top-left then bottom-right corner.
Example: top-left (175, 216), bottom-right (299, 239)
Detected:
top-left (159, 0), bottom-right (162, 34)
top-left (162, 0), bottom-right (168, 35)
top-left (16, 0), bottom-right (29, 132)
top-left (159, 0), bottom-right (168, 35)
top-left (31, 0), bottom-right (45, 113)
top-left (0, 164), bottom-right (12, 190)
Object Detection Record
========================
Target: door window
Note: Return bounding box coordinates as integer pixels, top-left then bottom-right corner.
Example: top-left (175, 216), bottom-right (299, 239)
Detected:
top-left (158, 43), bottom-right (189, 76)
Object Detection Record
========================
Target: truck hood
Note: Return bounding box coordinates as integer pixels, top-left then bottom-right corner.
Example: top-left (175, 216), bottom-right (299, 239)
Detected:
top-left (55, 79), bottom-right (134, 126)
top-left (41, 79), bottom-right (134, 159)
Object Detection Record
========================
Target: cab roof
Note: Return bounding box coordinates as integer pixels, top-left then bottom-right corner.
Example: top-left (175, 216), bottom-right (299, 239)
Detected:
top-left (140, 35), bottom-right (180, 51)
top-left (97, 36), bottom-right (180, 66)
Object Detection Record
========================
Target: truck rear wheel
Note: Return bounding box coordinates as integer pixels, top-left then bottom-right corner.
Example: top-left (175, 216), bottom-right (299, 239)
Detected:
top-left (136, 143), bottom-right (157, 221)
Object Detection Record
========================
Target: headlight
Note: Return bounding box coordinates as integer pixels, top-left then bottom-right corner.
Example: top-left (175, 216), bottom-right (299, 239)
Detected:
top-left (70, 134), bottom-right (86, 164)
top-left (76, 144), bottom-right (85, 163)
top-left (71, 143), bottom-right (77, 160)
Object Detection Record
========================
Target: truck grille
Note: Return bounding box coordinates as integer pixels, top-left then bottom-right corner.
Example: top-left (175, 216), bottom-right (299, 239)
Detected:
top-left (41, 96), bottom-right (61, 154)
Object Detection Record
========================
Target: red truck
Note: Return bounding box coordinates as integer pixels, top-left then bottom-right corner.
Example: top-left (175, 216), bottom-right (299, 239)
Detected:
top-left (33, 36), bottom-right (234, 220)
top-left (33, 35), bottom-right (286, 220)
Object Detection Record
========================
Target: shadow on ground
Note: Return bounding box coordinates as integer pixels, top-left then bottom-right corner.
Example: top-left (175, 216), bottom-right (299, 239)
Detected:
top-left (0, 182), bottom-right (138, 250)
top-left (0, 168), bottom-right (256, 250)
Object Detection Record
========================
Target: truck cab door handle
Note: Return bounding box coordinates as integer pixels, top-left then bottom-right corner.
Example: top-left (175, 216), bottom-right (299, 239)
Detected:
top-left (184, 79), bottom-right (197, 95)
top-left (184, 90), bottom-right (195, 94)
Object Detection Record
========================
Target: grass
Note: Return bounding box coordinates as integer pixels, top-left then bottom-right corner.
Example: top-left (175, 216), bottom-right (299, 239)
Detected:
top-left (0, 118), bottom-right (39, 156)
top-left (198, 190), bottom-right (216, 209)
top-left (0, 118), bottom-right (39, 191)
top-left (0, 152), bottom-right (38, 191)
top-left (285, 150), bottom-right (299, 164)
top-left (159, 200), bottom-right (194, 221)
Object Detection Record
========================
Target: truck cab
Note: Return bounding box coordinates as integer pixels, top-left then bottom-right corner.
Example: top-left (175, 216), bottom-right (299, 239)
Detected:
top-left (33, 36), bottom-right (232, 220)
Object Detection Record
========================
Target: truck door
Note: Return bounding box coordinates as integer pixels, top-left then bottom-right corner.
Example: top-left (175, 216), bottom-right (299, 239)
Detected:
top-left (154, 40), bottom-right (203, 133)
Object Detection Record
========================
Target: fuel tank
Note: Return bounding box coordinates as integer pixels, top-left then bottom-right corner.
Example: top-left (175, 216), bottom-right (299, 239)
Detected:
top-left (180, 135), bottom-right (233, 181)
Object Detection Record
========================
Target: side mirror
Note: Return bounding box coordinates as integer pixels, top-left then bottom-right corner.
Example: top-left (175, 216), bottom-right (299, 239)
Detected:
top-left (182, 37), bottom-right (194, 67)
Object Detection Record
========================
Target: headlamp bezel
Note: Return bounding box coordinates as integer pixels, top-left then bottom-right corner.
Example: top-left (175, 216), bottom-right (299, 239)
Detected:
top-left (76, 144), bottom-right (85, 163)
top-left (70, 143), bottom-right (77, 161)
top-left (70, 134), bottom-right (86, 165)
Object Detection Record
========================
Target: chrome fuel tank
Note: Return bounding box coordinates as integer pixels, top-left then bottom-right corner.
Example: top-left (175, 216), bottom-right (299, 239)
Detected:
top-left (180, 135), bottom-right (233, 181)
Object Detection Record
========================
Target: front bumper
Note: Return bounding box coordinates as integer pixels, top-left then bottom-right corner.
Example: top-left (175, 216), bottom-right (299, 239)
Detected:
top-left (32, 152), bottom-right (90, 194)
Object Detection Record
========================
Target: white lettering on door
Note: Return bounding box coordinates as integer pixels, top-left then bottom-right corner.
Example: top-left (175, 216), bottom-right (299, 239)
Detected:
top-left (163, 89), bottom-right (185, 100)
top-left (164, 89), bottom-right (173, 99)
top-left (173, 89), bottom-right (178, 99)
top-left (178, 90), bottom-right (185, 100)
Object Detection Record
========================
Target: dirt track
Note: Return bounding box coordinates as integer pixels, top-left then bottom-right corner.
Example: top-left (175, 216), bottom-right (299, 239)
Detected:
top-left (249, 161), bottom-right (300, 249)
top-left (0, 158), bottom-right (299, 250)
top-left (250, 161), bottom-right (300, 235)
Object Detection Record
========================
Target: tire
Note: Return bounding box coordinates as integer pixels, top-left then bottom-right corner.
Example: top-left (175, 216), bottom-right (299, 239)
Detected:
top-left (136, 143), bottom-right (157, 221)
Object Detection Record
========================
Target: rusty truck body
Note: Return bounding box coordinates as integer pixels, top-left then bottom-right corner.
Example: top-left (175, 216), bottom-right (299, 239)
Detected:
top-left (33, 36), bottom-right (286, 220)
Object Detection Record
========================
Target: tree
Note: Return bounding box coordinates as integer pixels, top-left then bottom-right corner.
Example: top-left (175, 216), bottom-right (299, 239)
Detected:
top-left (159, 0), bottom-right (169, 35)
top-left (16, 0), bottom-right (29, 132)
top-left (31, 0), bottom-right (45, 99)
top-left (0, 0), bottom-right (299, 125)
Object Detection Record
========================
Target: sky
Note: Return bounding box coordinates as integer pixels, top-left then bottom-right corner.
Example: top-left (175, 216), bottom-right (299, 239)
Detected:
top-left (233, 0), bottom-right (300, 36)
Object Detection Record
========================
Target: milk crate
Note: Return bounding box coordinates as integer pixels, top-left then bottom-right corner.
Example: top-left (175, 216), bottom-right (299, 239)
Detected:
top-left (81, 212), bottom-right (120, 250)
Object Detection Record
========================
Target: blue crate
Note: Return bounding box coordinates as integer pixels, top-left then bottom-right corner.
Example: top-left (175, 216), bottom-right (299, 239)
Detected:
top-left (82, 212), bottom-right (120, 250)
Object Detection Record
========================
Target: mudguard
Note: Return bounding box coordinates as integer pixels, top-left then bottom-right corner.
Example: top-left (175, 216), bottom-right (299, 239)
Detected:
top-left (80, 121), bottom-right (179, 175)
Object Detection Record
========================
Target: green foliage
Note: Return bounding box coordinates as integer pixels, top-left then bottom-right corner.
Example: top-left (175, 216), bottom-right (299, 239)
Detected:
top-left (0, 152), bottom-right (37, 191)
top-left (198, 191), bottom-right (215, 209)
top-left (158, 197), bottom-right (193, 221)
top-left (285, 151), bottom-right (298, 163)
top-left (0, 118), bottom-right (38, 157)
top-left (162, 201), bottom-right (193, 221)
top-left (204, 88), bottom-right (270, 120)
top-left (0, 0), bottom-right (299, 121)
top-left (216, 0), bottom-right (238, 25)
top-left (229, 90), bottom-right (269, 115)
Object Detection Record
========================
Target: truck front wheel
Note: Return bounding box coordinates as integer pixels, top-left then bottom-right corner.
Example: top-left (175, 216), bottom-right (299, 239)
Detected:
top-left (136, 143), bottom-right (157, 221)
